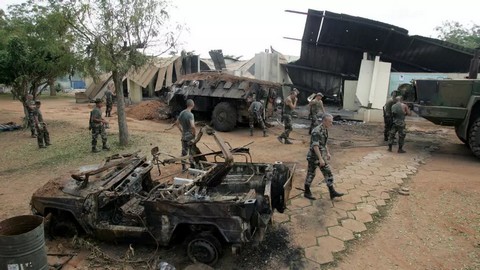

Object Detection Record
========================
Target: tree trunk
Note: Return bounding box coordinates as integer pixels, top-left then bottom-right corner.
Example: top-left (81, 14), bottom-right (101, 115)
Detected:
top-left (49, 78), bottom-right (56, 96)
top-left (112, 70), bottom-right (129, 146)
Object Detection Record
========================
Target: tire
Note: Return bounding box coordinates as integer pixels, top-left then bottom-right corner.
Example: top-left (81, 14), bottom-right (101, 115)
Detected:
top-left (212, 102), bottom-right (237, 132)
top-left (468, 117), bottom-right (480, 158)
top-left (455, 125), bottom-right (467, 144)
top-left (187, 232), bottom-right (222, 265)
top-left (271, 164), bottom-right (289, 213)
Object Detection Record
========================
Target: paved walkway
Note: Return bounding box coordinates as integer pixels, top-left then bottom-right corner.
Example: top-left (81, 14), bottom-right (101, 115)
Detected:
top-left (274, 146), bottom-right (437, 268)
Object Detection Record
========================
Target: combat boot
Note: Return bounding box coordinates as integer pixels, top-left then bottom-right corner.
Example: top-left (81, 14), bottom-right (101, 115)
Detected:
top-left (304, 185), bottom-right (316, 200)
top-left (398, 144), bottom-right (406, 153)
top-left (92, 147), bottom-right (100, 153)
top-left (102, 144), bottom-right (110, 151)
top-left (328, 185), bottom-right (344, 200)
top-left (249, 128), bottom-right (253, 136)
top-left (263, 130), bottom-right (268, 137)
top-left (388, 144), bottom-right (392, 152)
top-left (284, 138), bottom-right (293, 144)
top-left (277, 136), bottom-right (284, 144)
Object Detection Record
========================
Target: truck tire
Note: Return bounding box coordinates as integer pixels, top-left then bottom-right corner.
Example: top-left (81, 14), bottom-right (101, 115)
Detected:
top-left (455, 125), bottom-right (467, 144)
top-left (271, 164), bottom-right (289, 213)
top-left (468, 117), bottom-right (480, 158)
top-left (212, 102), bottom-right (237, 132)
top-left (49, 215), bottom-right (79, 238)
top-left (187, 232), bottom-right (222, 265)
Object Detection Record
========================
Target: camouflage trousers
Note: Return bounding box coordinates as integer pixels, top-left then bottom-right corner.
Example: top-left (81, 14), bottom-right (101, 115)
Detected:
top-left (383, 115), bottom-right (393, 140)
top-left (304, 157), bottom-right (334, 187)
top-left (249, 112), bottom-right (266, 131)
top-left (279, 114), bottom-right (293, 139)
top-left (389, 122), bottom-right (406, 145)
top-left (91, 125), bottom-right (107, 148)
top-left (36, 123), bottom-right (50, 147)
top-left (106, 102), bottom-right (113, 117)
top-left (28, 113), bottom-right (36, 136)
top-left (181, 133), bottom-right (195, 170)
top-left (309, 113), bottom-right (321, 134)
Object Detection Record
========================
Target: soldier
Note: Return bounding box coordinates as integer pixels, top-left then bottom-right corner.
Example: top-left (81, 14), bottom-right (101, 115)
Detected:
top-left (383, 90), bottom-right (398, 141)
top-left (175, 99), bottom-right (196, 171)
top-left (25, 94), bottom-right (36, 137)
top-left (308, 92), bottom-right (326, 135)
top-left (277, 88), bottom-right (299, 144)
top-left (90, 98), bottom-right (110, 153)
top-left (248, 99), bottom-right (267, 137)
top-left (33, 101), bottom-right (51, 148)
top-left (304, 114), bottom-right (344, 200)
top-left (104, 86), bottom-right (114, 117)
top-left (388, 96), bottom-right (411, 153)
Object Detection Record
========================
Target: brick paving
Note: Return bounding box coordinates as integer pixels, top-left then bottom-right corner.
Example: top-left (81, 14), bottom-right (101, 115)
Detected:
top-left (274, 146), bottom-right (436, 266)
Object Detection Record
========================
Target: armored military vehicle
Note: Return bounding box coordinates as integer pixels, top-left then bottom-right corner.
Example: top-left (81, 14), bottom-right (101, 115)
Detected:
top-left (411, 79), bottom-right (480, 158)
top-left (168, 72), bottom-right (283, 131)
top-left (30, 130), bottom-right (294, 265)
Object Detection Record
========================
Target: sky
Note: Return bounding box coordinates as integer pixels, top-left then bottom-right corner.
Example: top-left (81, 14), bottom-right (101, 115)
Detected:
top-left (1, 0), bottom-right (479, 59)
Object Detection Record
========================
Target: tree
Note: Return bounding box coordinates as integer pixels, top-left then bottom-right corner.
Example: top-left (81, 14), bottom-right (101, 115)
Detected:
top-left (0, 1), bottom-right (77, 120)
top-left (435, 21), bottom-right (480, 49)
top-left (53, 0), bottom-right (181, 146)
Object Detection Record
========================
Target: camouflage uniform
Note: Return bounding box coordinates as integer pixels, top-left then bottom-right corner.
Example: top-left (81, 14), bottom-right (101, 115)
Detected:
top-left (304, 124), bottom-right (334, 188)
top-left (105, 90), bottom-right (113, 117)
top-left (279, 95), bottom-right (294, 141)
top-left (383, 98), bottom-right (396, 141)
top-left (178, 109), bottom-right (195, 170)
top-left (389, 102), bottom-right (406, 146)
top-left (33, 105), bottom-right (50, 148)
top-left (248, 101), bottom-right (266, 136)
top-left (90, 107), bottom-right (108, 151)
top-left (26, 100), bottom-right (36, 137)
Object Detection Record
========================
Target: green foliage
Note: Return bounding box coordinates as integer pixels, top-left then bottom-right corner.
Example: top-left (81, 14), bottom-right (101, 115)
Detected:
top-left (0, 1), bottom-right (79, 103)
top-left (435, 21), bottom-right (480, 49)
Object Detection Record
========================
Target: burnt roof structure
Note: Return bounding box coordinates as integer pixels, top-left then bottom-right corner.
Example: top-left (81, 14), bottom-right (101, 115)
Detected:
top-left (285, 9), bottom-right (476, 101)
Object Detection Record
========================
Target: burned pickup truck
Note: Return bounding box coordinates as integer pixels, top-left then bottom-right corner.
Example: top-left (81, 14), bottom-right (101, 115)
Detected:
top-left (31, 129), bottom-right (294, 265)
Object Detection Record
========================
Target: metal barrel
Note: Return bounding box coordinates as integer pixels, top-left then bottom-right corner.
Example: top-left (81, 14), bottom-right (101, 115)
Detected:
top-left (0, 215), bottom-right (48, 270)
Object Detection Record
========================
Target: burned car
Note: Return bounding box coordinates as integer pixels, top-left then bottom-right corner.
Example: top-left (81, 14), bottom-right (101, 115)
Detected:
top-left (31, 129), bottom-right (294, 265)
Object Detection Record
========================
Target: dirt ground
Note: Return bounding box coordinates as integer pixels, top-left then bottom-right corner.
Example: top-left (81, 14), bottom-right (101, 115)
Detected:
top-left (0, 95), bottom-right (479, 270)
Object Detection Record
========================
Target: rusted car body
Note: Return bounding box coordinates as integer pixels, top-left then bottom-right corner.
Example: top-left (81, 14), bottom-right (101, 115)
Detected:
top-left (31, 131), bottom-right (294, 265)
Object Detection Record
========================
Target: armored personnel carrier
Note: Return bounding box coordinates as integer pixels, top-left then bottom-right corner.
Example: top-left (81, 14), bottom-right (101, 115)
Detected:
top-left (168, 72), bottom-right (284, 131)
top-left (411, 79), bottom-right (480, 158)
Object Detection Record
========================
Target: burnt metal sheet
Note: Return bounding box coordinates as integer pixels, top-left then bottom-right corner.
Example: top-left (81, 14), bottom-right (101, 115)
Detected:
top-left (209, 50), bottom-right (227, 70)
top-left (287, 9), bottom-right (476, 100)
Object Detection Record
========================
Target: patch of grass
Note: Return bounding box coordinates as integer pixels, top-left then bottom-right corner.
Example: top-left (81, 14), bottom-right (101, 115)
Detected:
top-left (0, 121), bottom-right (150, 176)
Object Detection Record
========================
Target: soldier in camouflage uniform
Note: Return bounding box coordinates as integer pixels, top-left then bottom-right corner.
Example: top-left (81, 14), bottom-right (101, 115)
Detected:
top-left (277, 88), bottom-right (299, 144)
top-left (90, 98), bottom-right (110, 153)
top-left (33, 101), bottom-right (51, 148)
top-left (304, 114), bottom-right (344, 200)
top-left (248, 99), bottom-right (267, 137)
top-left (175, 99), bottom-right (196, 171)
top-left (105, 87), bottom-right (114, 117)
top-left (25, 94), bottom-right (37, 137)
top-left (383, 90), bottom-right (398, 141)
top-left (308, 92), bottom-right (326, 135)
top-left (388, 96), bottom-right (411, 153)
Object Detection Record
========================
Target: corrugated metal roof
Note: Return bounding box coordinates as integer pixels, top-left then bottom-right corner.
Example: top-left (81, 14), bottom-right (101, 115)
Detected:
top-left (126, 56), bottom-right (181, 88)
top-left (287, 9), bottom-right (476, 100)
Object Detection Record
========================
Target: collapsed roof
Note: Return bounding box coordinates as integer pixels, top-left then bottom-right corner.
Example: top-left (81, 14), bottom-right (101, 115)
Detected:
top-left (286, 9), bottom-right (477, 99)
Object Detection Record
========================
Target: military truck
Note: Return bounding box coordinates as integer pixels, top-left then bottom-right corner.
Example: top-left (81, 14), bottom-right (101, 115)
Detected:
top-left (410, 79), bottom-right (480, 158)
top-left (168, 72), bottom-right (284, 131)
top-left (30, 130), bottom-right (294, 265)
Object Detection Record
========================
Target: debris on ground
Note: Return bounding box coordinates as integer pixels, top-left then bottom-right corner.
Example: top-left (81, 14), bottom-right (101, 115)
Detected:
top-left (398, 187), bottom-right (410, 196)
top-left (0, 122), bottom-right (22, 132)
top-left (125, 100), bottom-right (169, 120)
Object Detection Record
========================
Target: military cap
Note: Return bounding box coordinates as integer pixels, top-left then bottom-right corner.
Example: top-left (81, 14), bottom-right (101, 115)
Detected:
top-left (315, 92), bottom-right (324, 97)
